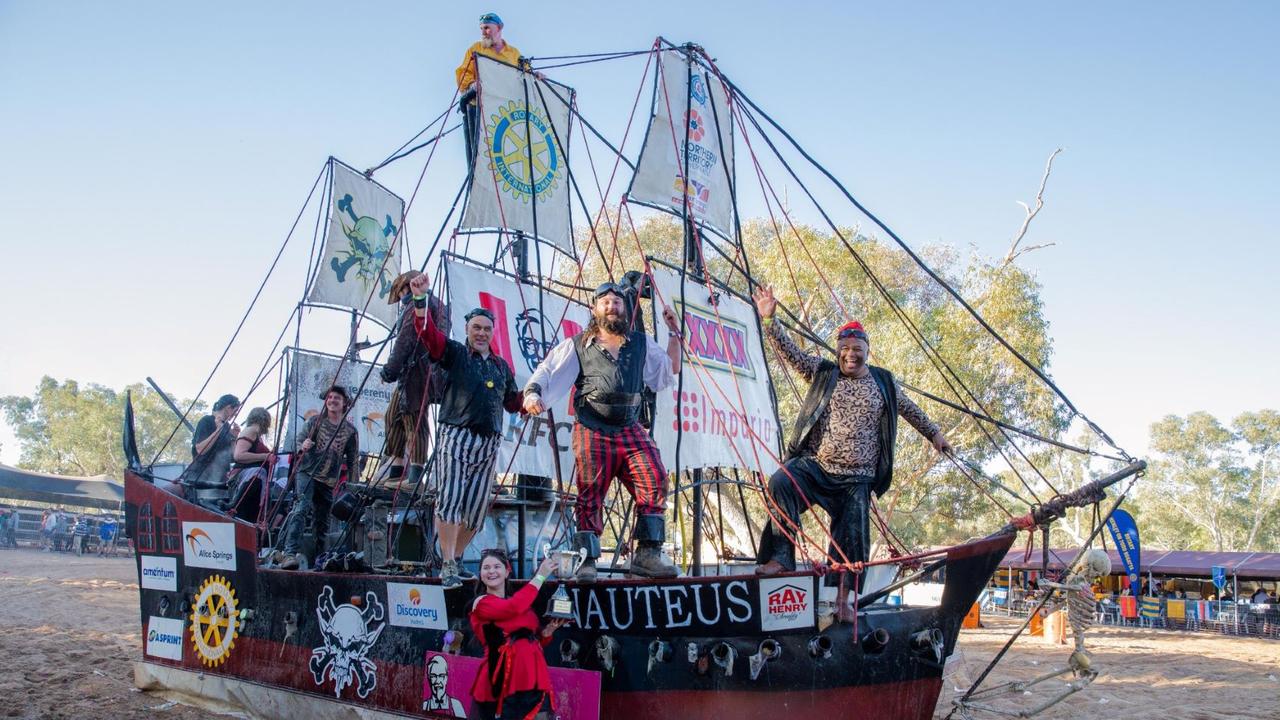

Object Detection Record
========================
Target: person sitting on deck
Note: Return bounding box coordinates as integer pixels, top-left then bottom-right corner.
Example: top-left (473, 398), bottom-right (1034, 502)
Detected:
top-left (523, 282), bottom-right (684, 581)
top-left (279, 385), bottom-right (360, 571)
top-left (226, 407), bottom-right (275, 523)
top-left (409, 273), bottom-right (523, 590)
top-left (750, 285), bottom-right (952, 620)
top-left (379, 270), bottom-right (449, 490)
top-left (455, 13), bottom-right (529, 171)
top-left (188, 393), bottom-right (241, 488)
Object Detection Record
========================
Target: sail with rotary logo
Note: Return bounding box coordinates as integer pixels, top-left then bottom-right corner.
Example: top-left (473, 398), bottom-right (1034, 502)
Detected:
top-left (628, 48), bottom-right (735, 238)
top-left (460, 54), bottom-right (575, 252)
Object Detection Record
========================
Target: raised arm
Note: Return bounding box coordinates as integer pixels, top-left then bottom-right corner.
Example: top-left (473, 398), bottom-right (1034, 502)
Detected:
top-left (754, 285), bottom-right (821, 381)
top-left (408, 274), bottom-right (447, 361)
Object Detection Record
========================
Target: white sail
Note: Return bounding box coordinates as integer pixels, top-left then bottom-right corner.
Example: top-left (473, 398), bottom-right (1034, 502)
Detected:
top-left (650, 266), bottom-right (779, 475)
top-left (628, 49), bottom-right (735, 237)
top-left (307, 161), bottom-right (404, 328)
top-left (284, 347), bottom-right (396, 456)
top-left (460, 56), bottom-right (574, 253)
top-left (445, 260), bottom-right (588, 479)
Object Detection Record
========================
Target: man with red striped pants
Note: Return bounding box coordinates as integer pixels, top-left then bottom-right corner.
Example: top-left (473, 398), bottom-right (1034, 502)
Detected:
top-left (523, 282), bottom-right (683, 581)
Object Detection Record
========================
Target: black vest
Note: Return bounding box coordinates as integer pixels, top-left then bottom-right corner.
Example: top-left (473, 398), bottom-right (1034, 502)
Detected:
top-left (785, 363), bottom-right (899, 497)
top-left (573, 331), bottom-right (646, 433)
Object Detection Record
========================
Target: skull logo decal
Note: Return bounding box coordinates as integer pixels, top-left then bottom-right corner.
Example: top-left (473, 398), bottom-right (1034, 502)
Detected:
top-left (310, 585), bottom-right (386, 699)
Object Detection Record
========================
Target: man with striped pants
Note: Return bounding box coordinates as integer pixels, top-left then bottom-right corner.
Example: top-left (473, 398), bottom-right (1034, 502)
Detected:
top-left (409, 273), bottom-right (524, 590)
top-left (524, 281), bottom-right (683, 581)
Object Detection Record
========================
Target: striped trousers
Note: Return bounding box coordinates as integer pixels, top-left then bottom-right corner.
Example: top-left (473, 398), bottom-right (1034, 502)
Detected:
top-left (572, 422), bottom-right (668, 534)
top-left (382, 387), bottom-right (430, 465)
top-left (433, 424), bottom-right (501, 531)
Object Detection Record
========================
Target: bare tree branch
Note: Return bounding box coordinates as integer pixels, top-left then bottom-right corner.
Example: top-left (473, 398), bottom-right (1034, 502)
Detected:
top-left (1001, 148), bottom-right (1063, 269)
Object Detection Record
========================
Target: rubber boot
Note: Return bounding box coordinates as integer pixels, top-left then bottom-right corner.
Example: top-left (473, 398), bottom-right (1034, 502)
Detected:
top-left (628, 515), bottom-right (678, 579)
top-left (572, 531), bottom-right (601, 583)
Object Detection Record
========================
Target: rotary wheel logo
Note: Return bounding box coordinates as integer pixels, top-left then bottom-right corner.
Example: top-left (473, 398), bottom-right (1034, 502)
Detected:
top-left (485, 100), bottom-right (563, 204)
top-left (190, 574), bottom-right (239, 667)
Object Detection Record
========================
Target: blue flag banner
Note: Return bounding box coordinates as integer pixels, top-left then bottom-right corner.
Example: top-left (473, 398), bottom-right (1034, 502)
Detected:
top-left (1211, 565), bottom-right (1227, 590)
top-left (1106, 509), bottom-right (1142, 589)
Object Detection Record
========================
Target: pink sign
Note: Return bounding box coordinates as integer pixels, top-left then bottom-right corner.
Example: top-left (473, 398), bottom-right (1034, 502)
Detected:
top-left (422, 652), bottom-right (601, 719)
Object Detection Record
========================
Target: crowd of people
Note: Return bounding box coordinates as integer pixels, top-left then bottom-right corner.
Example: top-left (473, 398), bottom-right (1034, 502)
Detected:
top-left (0, 507), bottom-right (120, 555)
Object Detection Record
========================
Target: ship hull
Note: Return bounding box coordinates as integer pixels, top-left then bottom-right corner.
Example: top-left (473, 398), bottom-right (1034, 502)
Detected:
top-left (126, 470), bottom-right (1011, 719)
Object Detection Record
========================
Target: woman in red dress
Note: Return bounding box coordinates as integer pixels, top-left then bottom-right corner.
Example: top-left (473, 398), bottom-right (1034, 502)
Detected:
top-left (469, 549), bottom-right (567, 720)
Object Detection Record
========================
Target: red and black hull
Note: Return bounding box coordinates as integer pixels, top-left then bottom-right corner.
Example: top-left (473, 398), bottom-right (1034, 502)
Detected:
top-left (125, 470), bottom-right (1012, 719)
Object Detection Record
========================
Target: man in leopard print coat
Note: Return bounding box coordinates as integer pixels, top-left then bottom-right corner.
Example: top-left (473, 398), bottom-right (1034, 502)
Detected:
top-left (752, 286), bottom-right (951, 605)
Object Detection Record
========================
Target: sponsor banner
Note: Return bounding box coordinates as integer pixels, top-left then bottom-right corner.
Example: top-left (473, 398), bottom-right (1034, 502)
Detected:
top-left (308, 160), bottom-right (403, 328)
top-left (650, 267), bottom-right (780, 474)
top-left (446, 260), bottom-right (589, 478)
top-left (140, 555), bottom-right (178, 591)
top-left (460, 55), bottom-right (574, 251)
top-left (629, 49), bottom-right (735, 236)
top-left (423, 651), bottom-right (600, 719)
top-left (146, 616), bottom-right (185, 661)
top-left (181, 521), bottom-right (236, 571)
top-left (1105, 508), bottom-right (1141, 591)
top-left (284, 348), bottom-right (395, 456)
top-left (386, 582), bottom-right (449, 630)
top-left (758, 576), bottom-right (816, 632)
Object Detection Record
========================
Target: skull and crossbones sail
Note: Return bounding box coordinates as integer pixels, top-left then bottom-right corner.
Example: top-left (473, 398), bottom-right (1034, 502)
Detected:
top-left (310, 586), bottom-right (387, 699)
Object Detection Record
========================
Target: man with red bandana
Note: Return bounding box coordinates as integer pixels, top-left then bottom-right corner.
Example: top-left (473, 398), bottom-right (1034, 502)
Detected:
top-left (751, 286), bottom-right (951, 614)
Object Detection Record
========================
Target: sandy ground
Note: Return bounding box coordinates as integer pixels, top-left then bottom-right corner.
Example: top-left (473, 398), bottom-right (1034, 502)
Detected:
top-left (938, 613), bottom-right (1280, 719)
top-left (2, 548), bottom-right (1277, 719)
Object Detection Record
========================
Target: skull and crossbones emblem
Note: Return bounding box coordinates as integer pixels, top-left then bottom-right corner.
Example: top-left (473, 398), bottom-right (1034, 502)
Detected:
top-left (329, 192), bottom-right (397, 302)
top-left (310, 586), bottom-right (386, 699)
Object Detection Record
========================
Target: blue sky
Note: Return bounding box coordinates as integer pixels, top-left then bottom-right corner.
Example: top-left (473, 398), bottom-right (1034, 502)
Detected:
top-left (1, 1), bottom-right (1277, 463)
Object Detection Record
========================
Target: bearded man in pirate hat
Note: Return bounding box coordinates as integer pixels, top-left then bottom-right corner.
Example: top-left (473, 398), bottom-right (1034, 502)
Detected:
top-left (523, 281), bottom-right (684, 581)
top-left (751, 285), bottom-right (952, 617)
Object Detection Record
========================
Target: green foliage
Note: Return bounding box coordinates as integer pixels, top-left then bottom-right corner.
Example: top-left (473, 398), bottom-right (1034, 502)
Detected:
top-left (0, 376), bottom-right (202, 478)
top-left (1131, 410), bottom-right (1280, 552)
top-left (567, 211), bottom-right (1078, 551)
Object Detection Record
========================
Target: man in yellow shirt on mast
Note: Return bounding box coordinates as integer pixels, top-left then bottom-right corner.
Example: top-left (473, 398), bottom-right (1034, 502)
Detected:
top-left (455, 13), bottom-right (526, 172)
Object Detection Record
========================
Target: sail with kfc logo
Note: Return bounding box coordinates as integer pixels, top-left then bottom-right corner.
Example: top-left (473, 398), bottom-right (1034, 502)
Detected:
top-left (628, 47), bottom-right (736, 238)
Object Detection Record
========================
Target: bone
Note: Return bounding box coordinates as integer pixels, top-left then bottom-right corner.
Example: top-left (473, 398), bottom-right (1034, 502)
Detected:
top-left (337, 194), bottom-right (359, 224)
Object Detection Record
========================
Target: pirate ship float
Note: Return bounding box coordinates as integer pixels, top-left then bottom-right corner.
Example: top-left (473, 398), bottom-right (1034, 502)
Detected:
top-left (123, 39), bottom-right (1145, 719)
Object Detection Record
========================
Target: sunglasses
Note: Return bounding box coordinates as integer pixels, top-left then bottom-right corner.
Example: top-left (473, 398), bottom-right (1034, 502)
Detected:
top-left (838, 327), bottom-right (868, 341)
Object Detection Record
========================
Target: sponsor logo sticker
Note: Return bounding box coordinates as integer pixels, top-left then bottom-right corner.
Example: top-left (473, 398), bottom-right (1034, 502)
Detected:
top-left (386, 582), bottom-right (448, 630)
top-left (146, 616), bottom-right (185, 661)
top-left (181, 521), bottom-right (236, 571)
top-left (758, 576), bottom-right (815, 632)
top-left (140, 555), bottom-right (178, 591)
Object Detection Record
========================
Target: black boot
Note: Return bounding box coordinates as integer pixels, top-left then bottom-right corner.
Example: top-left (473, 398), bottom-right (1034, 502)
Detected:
top-left (406, 464), bottom-right (425, 486)
top-left (572, 531), bottom-right (601, 583)
top-left (628, 515), bottom-right (678, 579)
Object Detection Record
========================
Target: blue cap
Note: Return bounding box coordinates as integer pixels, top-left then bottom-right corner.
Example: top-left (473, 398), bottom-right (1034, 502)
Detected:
top-left (479, 12), bottom-right (503, 27)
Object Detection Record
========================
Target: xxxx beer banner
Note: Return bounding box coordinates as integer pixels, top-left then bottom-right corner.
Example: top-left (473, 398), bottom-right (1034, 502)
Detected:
top-left (308, 160), bottom-right (404, 328)
top-left (445, 260), bottom-right (589, 479)
top-left (628, 49), bottom-right (736, 237)
top-left (650, 267), bottom-right (780, 474)
top-left (284, 348), bottom-right (395, 456)
top-left (461, 55), bottom-right (574, 252)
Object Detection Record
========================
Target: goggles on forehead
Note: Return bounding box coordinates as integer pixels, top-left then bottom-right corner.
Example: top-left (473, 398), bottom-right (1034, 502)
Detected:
top-left (465, 308), bottom-right (496, 323)
top-left (837, 326), bottom-right (869, 342)
top-left (592, 282), bottom-right (628, 303)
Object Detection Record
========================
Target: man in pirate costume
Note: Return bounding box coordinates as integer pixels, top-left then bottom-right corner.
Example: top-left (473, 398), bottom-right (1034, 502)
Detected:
top-left (751, 285), bottom-right (952, 616)
top-left (408, 273), bottom-right (524, 590)
top-left (379, 270), bottom-right (450, 488)
top-left (280, 385), bottom-right (361, 571)
top-left (523, 281), bottom-right (684, 581)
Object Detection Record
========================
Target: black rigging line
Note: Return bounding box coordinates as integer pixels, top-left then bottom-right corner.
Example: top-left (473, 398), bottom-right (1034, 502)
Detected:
top-left (721, 72), bottom-right (1129, 461)
top-left (367, 103), bottom-right (456, 176)
top-left (733, 101), bottom-right (1052, 503)
top-left (149, 162), bottom-right (328, 467)
top-left (366, 123), bottom-right (463, 175)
